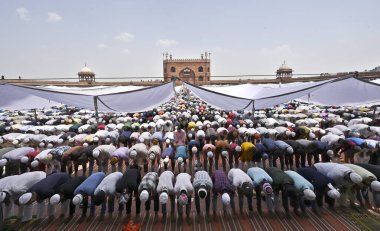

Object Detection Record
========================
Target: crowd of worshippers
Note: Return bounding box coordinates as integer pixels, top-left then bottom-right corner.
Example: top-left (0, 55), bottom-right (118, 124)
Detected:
top-left (1, 90), bottom-right (380, 225)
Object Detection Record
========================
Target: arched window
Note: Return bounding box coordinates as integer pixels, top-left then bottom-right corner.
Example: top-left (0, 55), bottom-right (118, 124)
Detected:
top-left (198, 76), bottom-right (204, 81)
top-left (170, 67), bottom-right (176, 72)
top-left (198, 66), bottom-right (203, 72)
top-left (183, 68), bottom-right (191, 75)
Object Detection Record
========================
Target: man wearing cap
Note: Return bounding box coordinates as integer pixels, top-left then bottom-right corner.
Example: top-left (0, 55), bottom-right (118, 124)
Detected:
top-left (61, 146), bottom-right (85, 175)
top-left (274, 140), bottom-right (294, 171)
top-left (297, 167), bottom-right (340, 210)
top-left (215, 136), bottom-right (229, 172)
top-left (0, 171), bottom-right (46, 221)
top-left (343, 163), bottom-right (380, 209)
top-left (148, 145), bottom-right (161, 172)
top-left (211, 170), bottom-right (234, 217)
top-left (228, 142), bottom-right (241, 169)
top-left (175, 145), bottom-right (188, 173)
top-left (295, 139), bottom-right (318, 168)
top-left (314, 162), bottom-right (362, 208)
top-left (356, 163), bottom-right (380, 211)
top-left (18, 172), bottom-right (69, 221)
top-left (227, 168), bottom-right (254, 215)
top-left (72, 172), bottom-right (106, 217)
top-left (247, 167), bottom-right (275, 214)
top-left (239, 141), bottom-right (255, 171)
top-left (265, 167), bottom-right (298, 217)
top-left (49, 175), bottom-right (87, 218)
top-left (0, 147), bottom-right (15, 177)
top-left (92, 171), bottom-right (123, 218)
top-left (129, 142), bottom-right (149, 173)
top-left (202, 143), bottom-right (216, 173)
top-left (188, 137), bottom-right (200, 173)
top-left (92, 144), bottom-right (117, 174)
top-left (285, 170), bottom-right (317, 217)
top-left (0, 175), bottom-right (19, 222)
top-left (110, 146), bottom-right (129, 172)
top-left (174, 172), bottom-right (193, 224)
top-left (115, 164), bottom-right (142, 217)
top-left (138, 172), bottom-right (159, 219)
top-left (0, 147), bottom-right (34, 175)
top-left (262, 136), bottom-right (278, 169)
top-left (193, 170), bottom-right (213, 220)
top-left (156, 170), bottom-right (175, 222)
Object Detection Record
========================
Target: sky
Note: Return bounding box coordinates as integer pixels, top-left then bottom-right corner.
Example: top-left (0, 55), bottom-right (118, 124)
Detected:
top-left (0, 0), bottom-right (379, 81)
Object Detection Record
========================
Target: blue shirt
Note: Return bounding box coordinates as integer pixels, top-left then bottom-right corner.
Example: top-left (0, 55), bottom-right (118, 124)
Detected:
top-left (285, 170), bottom-right (314, 191)
top-left (247, 167), bottom-right (273, 187)
top-left (74, 172), bottom-right (106, 195)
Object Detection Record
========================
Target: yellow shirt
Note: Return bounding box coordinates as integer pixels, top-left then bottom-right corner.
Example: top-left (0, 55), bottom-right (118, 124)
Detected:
top-left (240, 142), bottom-right (255, 162)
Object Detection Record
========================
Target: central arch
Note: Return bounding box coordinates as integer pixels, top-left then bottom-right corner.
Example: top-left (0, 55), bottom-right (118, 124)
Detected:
top-left (179, 67), bottom-right (195, 84)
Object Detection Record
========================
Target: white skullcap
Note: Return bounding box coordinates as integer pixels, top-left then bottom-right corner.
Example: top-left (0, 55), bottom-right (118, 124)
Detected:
top-left (93, 149), bottom-right (100, 158)
top-left (349, 172), bottom-right (363, 184)
top-left (0, 159), bottom-right (8, 167)
top-left (31, 160), bottom-right (39, 168)
top-left (159, 192), bottom-right (168, 204)
top-left (23, 138), bottom-right (30, 143)
top-left (139, 137), bottom-right (145, 143)
top-left (188, 133), bottom-right (193, 139)
top-left (34, 130), bottom-right (39, 134)
top-left (371, 181), bottom-right (380, 191)
top-left (177, 157), bottom-right (183, 164)
top-left (78, 129), bottom-right (83, 133)
top-left (39, 142), bottom-right (45, 148)
top-left (222, 193), bottom-right (230, 206)
top-left (327, 189), bottom-right (340, 199)
top-left (320, 129), bottom-right (326, 135)
top-left (0, 192), bottom-right (7, 202)
top-left (83, 142), bottom-right (89, 147)
top-left (140, 190), bottom-right (149, 202)
top-left (207, 151), bottom-right (214, 159)
top-left (129, 150), bottom-right (137, 158)
top-left (165, 139), bottom-right (170, 144)
top-left (286, 147), bottom-right (294, 154)
top-left (19, 192), bottom-right (33, 205)
top-left (309, 133), bottom-right (316, 139)
top-left (164, 157), bottom-right (169, 163)
top-left (327, 150), bottom-right (334, 158)
top-left (47, 143), bottom-right (54, 149)
top-left (13, 140), bottom-right (19, 145)
top-left (20, 156), bottom-right (29, 164)
top-left (198, 125), bottom-right (203, 130)
top-left (58, 139), bottom-right (64, 144)
top-left (50, 194), bottom-right (61, 205)
top-left (222, 150), bottom-right (228, 157)
top-left (191, 146), bottom-right (198, 153)
top-left (303, 189), bottom-right (316, 200)
top-left (69, 138), bottom-right (75, 143)
top-left (149, 153), bottom-right (156, 160)
top-left (291, 132), bottom-right (296, 137)
top-left (93, 137), bottom-right (99, 142)
top-left (235, 146), bottom-right (242, 152)
top-left (105, 138), bottom-right (111, 144)
top-left (72, 194), bottom-right (83, 205)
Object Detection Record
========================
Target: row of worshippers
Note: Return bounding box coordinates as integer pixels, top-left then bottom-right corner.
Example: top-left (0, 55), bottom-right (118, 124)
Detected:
top-left (1, 162), bottom-right (380, 224)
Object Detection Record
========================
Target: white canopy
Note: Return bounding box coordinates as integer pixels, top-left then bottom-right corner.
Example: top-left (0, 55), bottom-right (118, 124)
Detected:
top-left (0, 84), bottom-right (62, 110)
top-left (0, 80), bottom-right (175, 112)
top-left (183, 79), bottom-right (332, 110)
top-left (300, 77), bottom-right (380, 106)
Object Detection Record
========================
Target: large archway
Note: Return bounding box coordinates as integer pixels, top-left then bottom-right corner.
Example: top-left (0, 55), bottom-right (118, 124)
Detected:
top-left (179, 67), bottom-right (195, 84)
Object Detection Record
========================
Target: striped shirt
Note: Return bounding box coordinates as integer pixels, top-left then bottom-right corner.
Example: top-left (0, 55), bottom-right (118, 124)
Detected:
top-left (212, 170), bottom-right (233, 194)
top-left (138, 172), bottom-right (158, 194)
top-left (193, 171), bottom-right (213, 190)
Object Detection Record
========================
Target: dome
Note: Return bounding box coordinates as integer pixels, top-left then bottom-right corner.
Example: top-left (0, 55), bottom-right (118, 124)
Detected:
top-left (78, 66), bottom-right (95, 75)
top-left (278, 63), bottom-right (292, 71)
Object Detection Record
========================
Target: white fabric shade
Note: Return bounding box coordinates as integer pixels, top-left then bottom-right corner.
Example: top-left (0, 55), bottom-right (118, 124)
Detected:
top-left (299, 77), bottom-right (380, 106)
top-left (0, 80), bottom-right (175, 112)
